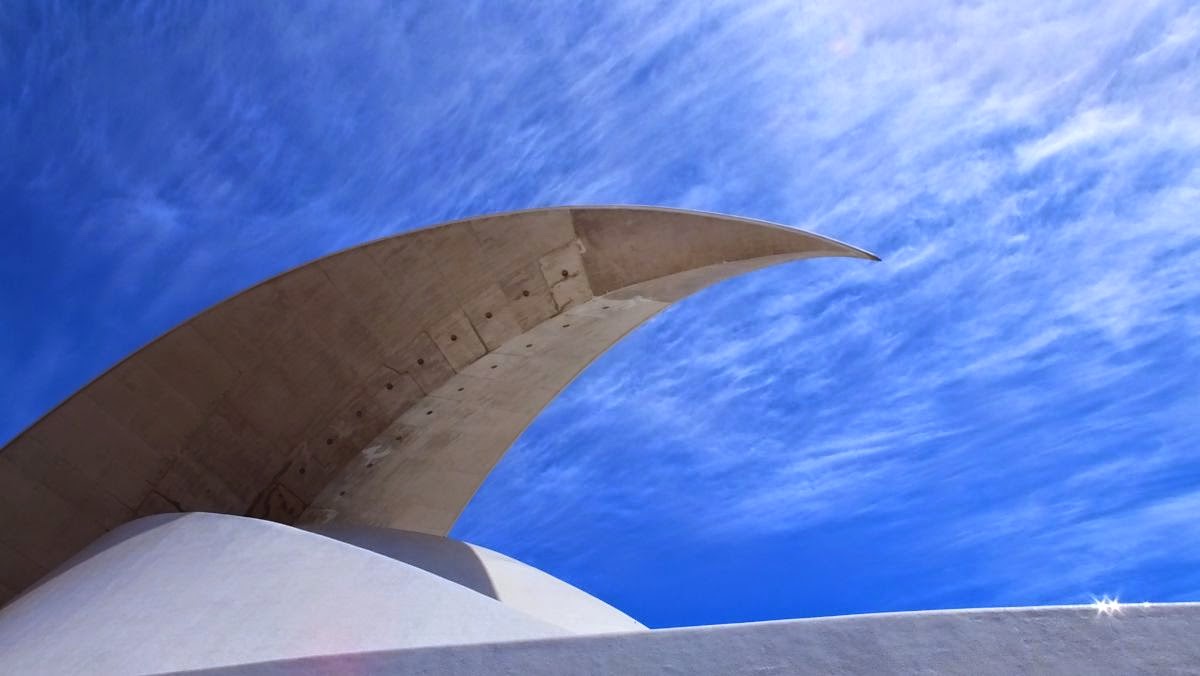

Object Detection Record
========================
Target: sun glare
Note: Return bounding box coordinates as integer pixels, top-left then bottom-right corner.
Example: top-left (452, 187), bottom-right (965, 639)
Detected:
top-left (1091, 595), bottom-right (1122, 617)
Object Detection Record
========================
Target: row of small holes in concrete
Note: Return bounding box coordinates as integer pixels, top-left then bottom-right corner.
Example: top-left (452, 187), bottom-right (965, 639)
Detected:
top-left (318, 304), bottom-right (616, 483)
top-left (325, 302), bottom-right (615, 455)
top-left (408, 297), bottom-right (506, 360)
top-left (328, 307), bottom-right (614, 449)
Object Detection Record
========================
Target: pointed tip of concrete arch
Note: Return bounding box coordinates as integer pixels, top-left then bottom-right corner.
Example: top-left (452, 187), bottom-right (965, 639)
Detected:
top-left (0, 205), bottom-right (879, 602)
top-left (557, 205), bottom-right (880, 303)
top-left (566, 204), bottom-right (881, 264)
top-left (403, 204), bottom-right (881, 263)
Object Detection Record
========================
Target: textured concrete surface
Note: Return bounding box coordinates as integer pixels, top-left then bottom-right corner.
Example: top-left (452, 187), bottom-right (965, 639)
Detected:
top-left (296, 293), bottom-right (668, 534)
top-left (179, 604), bottom-right (1200, 675)
top-left (4, 511), bottom-right (1195, 675)
top-left (313, 524), bottom-right (646, 634)
top-left (0, 513), bottom-right (574, 675)
top-left (0, 206), bottom-right (875, 603)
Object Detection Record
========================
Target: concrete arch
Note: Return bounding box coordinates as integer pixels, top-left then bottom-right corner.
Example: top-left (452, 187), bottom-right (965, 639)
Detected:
top-left (0, 206), bottom-right (877, 603)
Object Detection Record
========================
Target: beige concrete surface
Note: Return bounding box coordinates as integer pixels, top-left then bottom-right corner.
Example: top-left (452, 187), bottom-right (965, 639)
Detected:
top-left (0, 206), bottom-right (877, 604)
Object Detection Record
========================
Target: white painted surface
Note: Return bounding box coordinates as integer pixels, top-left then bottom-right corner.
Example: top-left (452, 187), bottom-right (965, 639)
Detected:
top-left (179, 603), bottom-right (1200, 675)
top-left (0, 513), bottom-right (569, 675)
top-left (3, 513), bottom-right (1197, 675)
top-left (312, 524), bottom-right (646, 634)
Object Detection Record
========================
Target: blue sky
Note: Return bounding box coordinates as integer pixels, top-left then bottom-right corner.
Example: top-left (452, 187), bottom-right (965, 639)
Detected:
top-left (4, 1), bottom-right (1200, 628)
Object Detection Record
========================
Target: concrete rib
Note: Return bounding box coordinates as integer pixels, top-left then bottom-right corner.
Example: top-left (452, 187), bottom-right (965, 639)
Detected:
top-left (0, 206), bottom-right (877, 604)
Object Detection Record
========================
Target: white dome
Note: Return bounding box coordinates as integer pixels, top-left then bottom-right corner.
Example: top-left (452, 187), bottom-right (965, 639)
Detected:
top-left (0, 513), bottom-right (573, 674)
top-left (311, 524), bottom-right (646, 634)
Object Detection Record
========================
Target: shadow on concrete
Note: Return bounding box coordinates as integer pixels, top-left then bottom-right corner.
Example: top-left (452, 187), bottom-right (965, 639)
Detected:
top-left (5, 513), bottom-right (189, 606)
top-left (9, 516), bottom-right (500, 612)
top-left (307, 524), bottom-right (498, 600)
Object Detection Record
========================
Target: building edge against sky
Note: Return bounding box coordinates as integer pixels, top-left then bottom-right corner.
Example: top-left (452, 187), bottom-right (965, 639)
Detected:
top-left (0, 206), bottom-right (1196, 674)
top-left (0, 205), bottom-right (876, 594)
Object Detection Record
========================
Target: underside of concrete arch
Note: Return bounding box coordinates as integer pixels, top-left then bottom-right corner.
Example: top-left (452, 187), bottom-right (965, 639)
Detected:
top-left (0, 205), bottom-right (876, 604)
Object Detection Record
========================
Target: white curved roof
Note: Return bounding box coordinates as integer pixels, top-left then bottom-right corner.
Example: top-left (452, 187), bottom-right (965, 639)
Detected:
top-left (0, 513), bottom-right (574, 674)
top-left (312, 524), bottom-right (646, 634)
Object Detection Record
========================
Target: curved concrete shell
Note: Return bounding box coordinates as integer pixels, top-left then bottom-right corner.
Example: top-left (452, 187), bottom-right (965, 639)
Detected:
top-left (312, 524), bottom-right (645, 634)
top-left (0, 513), bottom-right (573, 674)
top-left (189, 603), bottom-right (1200, 676)
top-left (6, 513), bottom-right (1196, 675)
top-left (0, 206), bottom-right (877, 603)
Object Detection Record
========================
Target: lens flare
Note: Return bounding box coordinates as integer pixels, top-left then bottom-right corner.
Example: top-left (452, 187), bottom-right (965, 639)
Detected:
top-left (1091, 595), bottom-right (1122, 617)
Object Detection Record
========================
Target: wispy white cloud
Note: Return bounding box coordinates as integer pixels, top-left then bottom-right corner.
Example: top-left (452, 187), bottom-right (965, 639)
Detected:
top-left (453, 0), bottom-right (1200, 622)
top-left (4, 0), bottom-right (1200, 624)
top-left (1016, 106), bottom-right (1143, 169)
